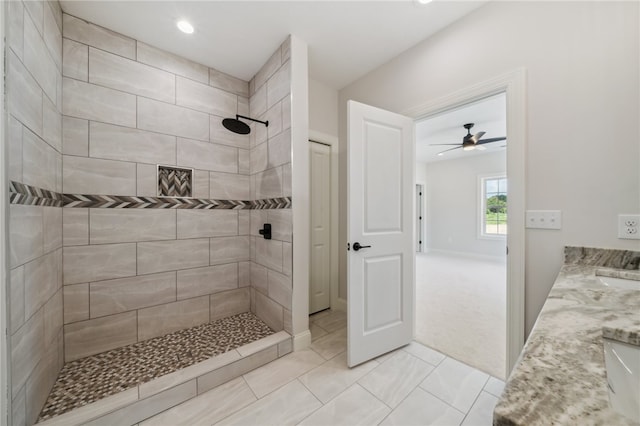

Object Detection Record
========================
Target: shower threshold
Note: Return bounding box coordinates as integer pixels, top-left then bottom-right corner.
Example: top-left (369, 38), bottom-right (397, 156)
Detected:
top-left (36, 312), bottom-right (292, 426)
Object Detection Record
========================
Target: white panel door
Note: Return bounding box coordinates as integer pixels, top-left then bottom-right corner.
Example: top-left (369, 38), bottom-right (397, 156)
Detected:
top-left (309, 141), bottom-right (332, 314)
top-left (347, 100), bottom-right (415, 367)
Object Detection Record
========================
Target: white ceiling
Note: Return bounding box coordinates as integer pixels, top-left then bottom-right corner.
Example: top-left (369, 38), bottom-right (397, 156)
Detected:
top-left (416, 92), bottom-right (506, 163)
top-left (60, 1), bottom-right (487, 89)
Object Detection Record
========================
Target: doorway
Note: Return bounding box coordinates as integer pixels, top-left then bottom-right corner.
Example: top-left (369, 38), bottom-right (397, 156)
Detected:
top-left (414, 93), bottom-right (508, 379)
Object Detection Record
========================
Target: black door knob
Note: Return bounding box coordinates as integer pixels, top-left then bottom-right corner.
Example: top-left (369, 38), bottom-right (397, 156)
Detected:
top-left (352, 242), bottom-right (371, 251)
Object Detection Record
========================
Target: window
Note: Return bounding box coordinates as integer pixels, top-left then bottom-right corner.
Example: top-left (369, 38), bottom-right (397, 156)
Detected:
top-left (480, 176), bottom-right (507, 237)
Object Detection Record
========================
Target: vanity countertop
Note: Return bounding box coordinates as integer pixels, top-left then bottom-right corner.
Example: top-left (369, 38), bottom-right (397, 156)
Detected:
top-left (493, 247), bottom-right (640, 426)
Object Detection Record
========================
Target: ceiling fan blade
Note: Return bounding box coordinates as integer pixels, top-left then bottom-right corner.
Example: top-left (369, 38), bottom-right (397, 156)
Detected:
top-left (428, 143), bottom-right (462, 146)
top-left (470, 131), bottom-right (486, 143)
top-left (436, 146), bottom-right (462, 156)
top-left (477, 136), bottom-right (507, 145)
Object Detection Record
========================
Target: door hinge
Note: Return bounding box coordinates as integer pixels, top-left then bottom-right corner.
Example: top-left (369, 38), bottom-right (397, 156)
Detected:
top-left (347, 242), bottom-right (350, 251)
top-left (506, 246), bottom-right (509, 255)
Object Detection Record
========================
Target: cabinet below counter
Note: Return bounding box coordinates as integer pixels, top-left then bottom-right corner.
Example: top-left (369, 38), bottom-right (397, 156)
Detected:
top-left (493, 246), bottom-right (640, 426)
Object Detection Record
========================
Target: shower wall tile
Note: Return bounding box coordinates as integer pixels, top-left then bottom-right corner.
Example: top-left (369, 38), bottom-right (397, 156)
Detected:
top-left (267, 61), bottom-right (291, 109)
top-left (43, 206), bottom-right (63, 252)
top-left (23, 128), bottom-right (58, 192)
top-left (63, 208), bottom-right (89, 246)
top-left (250, 143), bottom-right (268, 175)
top-left (137, 97), bottom-right (209, 142)
top-left (239, 262), bottom-right (251, 288)
top-left (25, 336), bottom-right (60, 425)
top-left (209, 172), bottom-right (250, 200)
top-left (90, 209), bottom-right (177, 244)
top-left (210, 236), bottom-right (251, 265)
top-left (90, 272), bottom-right (177, 318)
top-left (89, 122), bottom-right (177, 165)
top-left (137, 41), bottom-right (209, 84)
top-left (253, 48), bottom-right (281, 91)
top-left (63, 77), bottom-right (136, 127)
top-left (7, 50), bottom-right (43, 137)
top-left (238, 149), bottom-right (250, 175)
top-left (255, 238), bottom-right (283, 273)
top-left (89, 48), bottom-right (175, 103)
top-left (8, 116), bottom-right (23, 183)
top-left (9, 204), bottom-right (44, 269)
top-left (267, 270), bottom-right (292, 310)
top-left (63, 284), bottom-right (89, 324)
top-left (193, 170), bottom-right (210, 199)
top-left (210, 116), bottom-right (250, 150)
top-left (250, 84), bottom-right (267, 118)
top-left (255, 167), bottom-right (283, 199)
top-left (176, 210), bottom-right (238, 239)
top-left (283, 242), bottom-right (292, 276)
top-left (137, 239), bottom-right (210, 275)
top-left (11, 385), bottom-right (26, 426)
top-left (176, 263), bottom-right (238, 300)
top-left (282, 95), bottom-right (291, 130)
top-left (11, 309), bottom-right (45, 397)
top-left (137, 296), bottom-right (210, 341)
top-left (255, 290), bottom-right (284, 331)
top-left (63, 14), bottom-right (136, 59)
top-left (251, 262), bottom-right (268, 295)
top-left (239, 210), bottom-right (250, 235)
top-left (43, 3), bottom-right (62, 69)
top-left (62, 116), bottom-right (88, 156)
top-left (44, 290), bottom-right (63, 343)
top-left (24, 12), bottom-right (57, 103)
top-left (176, 138), bottom-right (238, 173)
top-left (268, 209), bottom-right (292, 242)
top-left (176, 77), bottom-right (237, 118)
top-left (8, 0), bottom-right (24, 60)
top-left (238, 96), bottom-right (249, 116)
top-left (281, 36), bottom-right (291, 63)
top-left (64, 311), bottom-right (138, 361)
top-left (63, 38), bottom-right (88, 81)
top-left (43, 95), bottom-right (62, 152)
top-left (136, 163), bottom-right (157, 196)
top-left (63, 243), bottom-right (137, 285)
top-left (264, 102), bottom-right (283, 140)
top-left (268, 129), bottom-right (291, 168)
top-left (63, 155), bottom-right (136, 195)
top-left (253, 112), bottom-right (268, 146)
top-left (282, 163), bottom-right (292, 197)
top-left (10, 266), bottom-right (25, 334)
top-left (210, 288), bottom-right (251, 322)
top-left (209, 68), bottom-right (249, 97)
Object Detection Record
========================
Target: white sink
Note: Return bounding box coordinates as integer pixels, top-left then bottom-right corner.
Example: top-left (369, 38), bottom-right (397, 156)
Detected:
top-left (597, 275), bottom-right (640, 291)
top-left (603, 338), bottom-right (640, 422)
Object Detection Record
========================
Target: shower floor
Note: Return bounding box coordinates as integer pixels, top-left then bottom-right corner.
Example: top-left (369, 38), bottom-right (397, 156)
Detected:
top-left (38, 312), bottom-right (274, 421)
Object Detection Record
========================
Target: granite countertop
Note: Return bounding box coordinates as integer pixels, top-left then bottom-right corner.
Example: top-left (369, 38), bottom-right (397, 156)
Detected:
top-left (494, 247), bottom-right (640, 426)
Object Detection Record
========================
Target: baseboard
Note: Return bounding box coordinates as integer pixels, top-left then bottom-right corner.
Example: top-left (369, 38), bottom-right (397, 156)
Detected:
top-left (292, 330), bottom-right (312, 351)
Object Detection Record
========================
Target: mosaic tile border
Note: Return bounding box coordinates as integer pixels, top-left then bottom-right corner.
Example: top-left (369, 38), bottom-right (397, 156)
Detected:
top-left (9, 181), bottom-right (64, 207)
top-left (9, 181), bottom-right (292, 210)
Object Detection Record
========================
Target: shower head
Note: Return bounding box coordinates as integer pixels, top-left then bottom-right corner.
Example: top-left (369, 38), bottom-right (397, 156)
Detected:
top-left (222, 115), bottom-right (268, 135)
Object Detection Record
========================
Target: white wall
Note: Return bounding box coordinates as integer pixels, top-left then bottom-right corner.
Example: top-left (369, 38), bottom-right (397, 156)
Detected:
top-left (338, 1), bottom-right (640, 334)
top-left (423, 152), bottom-right (506, 257)
top-left (309, 78), bottom-right (338, 137)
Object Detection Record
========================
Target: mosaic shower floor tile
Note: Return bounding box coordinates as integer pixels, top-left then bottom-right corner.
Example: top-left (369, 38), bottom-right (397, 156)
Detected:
top-left (38, 312), bottom-right (274, 421)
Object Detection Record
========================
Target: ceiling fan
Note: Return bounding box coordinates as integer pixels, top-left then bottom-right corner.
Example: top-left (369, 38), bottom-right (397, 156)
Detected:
top-left (430, 123), bottom-right (506, 156)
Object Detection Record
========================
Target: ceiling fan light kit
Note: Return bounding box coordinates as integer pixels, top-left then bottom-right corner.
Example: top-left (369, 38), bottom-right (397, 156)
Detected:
top-left (429, 122), bottom-right (506, 156)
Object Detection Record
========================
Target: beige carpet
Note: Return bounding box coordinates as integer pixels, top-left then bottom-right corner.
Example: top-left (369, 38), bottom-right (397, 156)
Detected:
top-left (415, 251), bottom-right (506, 379)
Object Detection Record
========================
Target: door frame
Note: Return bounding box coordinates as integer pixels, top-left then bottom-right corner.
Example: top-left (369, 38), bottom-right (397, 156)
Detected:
top-left (402, 69), bottom-right (526, 377)
top-left (309, 131), bottom-right (344, 312)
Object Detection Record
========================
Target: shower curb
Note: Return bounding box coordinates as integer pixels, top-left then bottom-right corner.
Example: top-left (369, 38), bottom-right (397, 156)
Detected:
top-left (35, 331), bottom-right (292, 426)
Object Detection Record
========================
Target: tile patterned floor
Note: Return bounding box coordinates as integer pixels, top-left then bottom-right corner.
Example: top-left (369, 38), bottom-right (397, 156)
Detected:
top-left (38, 312), bottom-right (274, 421)
top-left (142, 310), bottom-right (505, 426)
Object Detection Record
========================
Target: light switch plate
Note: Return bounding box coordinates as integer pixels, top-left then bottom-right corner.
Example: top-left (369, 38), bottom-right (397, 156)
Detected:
top-left (526, 210), bottom-right (562, 230)
top-left (618, 214), bottom-right (640, 239)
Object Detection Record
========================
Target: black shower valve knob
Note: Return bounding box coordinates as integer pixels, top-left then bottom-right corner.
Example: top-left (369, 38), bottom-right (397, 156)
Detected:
top-left (259, 223), bottom-right (272, 240)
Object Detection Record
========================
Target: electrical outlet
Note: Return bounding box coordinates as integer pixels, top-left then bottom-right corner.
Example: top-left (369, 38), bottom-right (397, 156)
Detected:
top-left (618, 214), bottom-right (640, 239)
top-left (525, 210), bottom-right (562, 230)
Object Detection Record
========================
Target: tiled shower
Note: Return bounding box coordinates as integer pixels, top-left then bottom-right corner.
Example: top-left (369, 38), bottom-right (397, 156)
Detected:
top-left (6, 1), bottom-right (295, 424)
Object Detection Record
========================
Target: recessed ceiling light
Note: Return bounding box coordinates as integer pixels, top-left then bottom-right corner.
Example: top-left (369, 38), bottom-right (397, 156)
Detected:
top-left (415, 0), bottom-right (433, 4)
top-left (177, 20), bottom-right (194, 34)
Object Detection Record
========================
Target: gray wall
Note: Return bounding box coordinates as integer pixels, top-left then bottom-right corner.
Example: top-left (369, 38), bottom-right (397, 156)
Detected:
top-left (339, 1), bottom-right (640, 334)
top-left (6, 1), bottom-right (64, 424)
